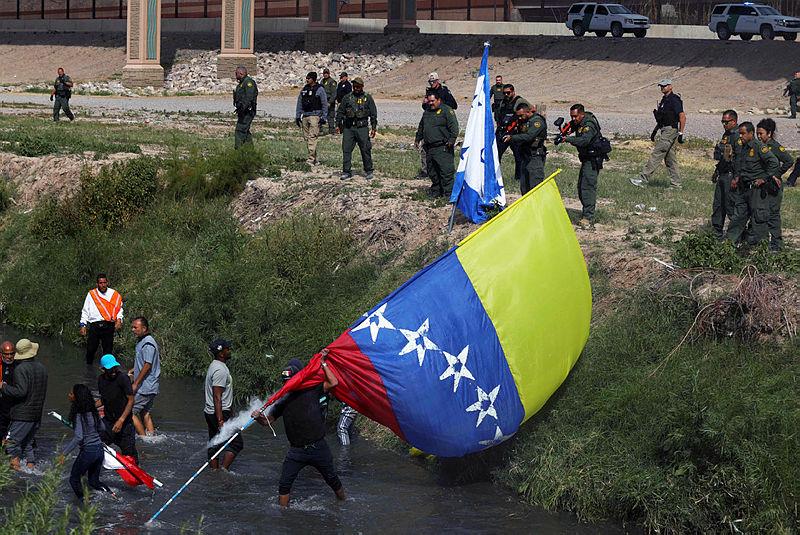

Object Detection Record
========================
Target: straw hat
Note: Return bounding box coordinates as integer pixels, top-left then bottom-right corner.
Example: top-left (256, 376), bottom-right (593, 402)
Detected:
top-left (15, 339), bottom-right (39, 360)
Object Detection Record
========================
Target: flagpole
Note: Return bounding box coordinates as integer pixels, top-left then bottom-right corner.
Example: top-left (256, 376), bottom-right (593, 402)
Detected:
top-left (49, 411), bottom-right (163, 488)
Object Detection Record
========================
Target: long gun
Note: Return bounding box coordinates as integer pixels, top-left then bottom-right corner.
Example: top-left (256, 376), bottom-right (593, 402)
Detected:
top-left (553, 117), bottom-right (573, 145)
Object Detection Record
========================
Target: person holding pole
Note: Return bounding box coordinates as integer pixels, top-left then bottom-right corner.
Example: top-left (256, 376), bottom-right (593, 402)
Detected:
top-left (253, 349), bottom-right (346, 507)
top-left (204, 338), bottom-right (242, 470)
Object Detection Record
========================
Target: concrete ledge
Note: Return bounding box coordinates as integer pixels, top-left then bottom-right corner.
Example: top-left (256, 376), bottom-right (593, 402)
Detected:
top-left (217, 53), bottom-right (258, 77)
top-left (122, 64), bottom-right (164, 88)
top-left (0, 17), bottom-right (722, 40)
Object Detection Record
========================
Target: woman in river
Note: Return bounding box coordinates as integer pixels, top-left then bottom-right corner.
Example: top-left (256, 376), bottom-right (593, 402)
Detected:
top-left (58, 383), bottom-right (112, 499)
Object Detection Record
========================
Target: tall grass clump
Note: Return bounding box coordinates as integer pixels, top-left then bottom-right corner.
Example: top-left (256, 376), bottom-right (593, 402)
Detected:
top-left (495, 286), bottom-right (799, 533)
top-left (163, 145), bottom-right (265, 199)
top-left (674, 230), bottom-right (800, 274)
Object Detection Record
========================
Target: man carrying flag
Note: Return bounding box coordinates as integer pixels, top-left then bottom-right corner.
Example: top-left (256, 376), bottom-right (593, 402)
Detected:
top-left (449, 42), bottom-right (505, 224)
top-left (79, 274), bottom-right (123, 366)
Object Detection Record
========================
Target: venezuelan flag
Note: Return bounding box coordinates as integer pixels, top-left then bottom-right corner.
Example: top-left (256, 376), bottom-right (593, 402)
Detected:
top-left (267, 172), bottom-right (591, 457)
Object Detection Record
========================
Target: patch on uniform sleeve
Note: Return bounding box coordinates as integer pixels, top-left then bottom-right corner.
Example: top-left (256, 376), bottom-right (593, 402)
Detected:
top-left (436, 109), bottom-right (442, 115)
top-left (737, 139), bottom-right (743, 145)
top-left (247, 82), bottom-right (253, 87)
top-left (580, 126), bottom-right (588, 133)
top-left (761, 146), bottom-right (769, 153)
top-left (779, 146), bottom-right (786, 152)
top-left (449, 110), bottom-right (455, 116)
top-left (534, 121), bottom-right (541, 128)
top-left (749, 149), bottom-right (755, 157)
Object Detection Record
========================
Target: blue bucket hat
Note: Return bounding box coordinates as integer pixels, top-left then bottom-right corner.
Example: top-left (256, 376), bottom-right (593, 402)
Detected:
top-left (99, 354), bottom-right (121, 370)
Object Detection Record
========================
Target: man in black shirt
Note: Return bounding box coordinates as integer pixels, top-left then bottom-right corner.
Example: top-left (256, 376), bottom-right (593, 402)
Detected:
top-left (97, 354), bottom-right (137, 462)
top-left (254, 349), bottom-right (345, 507)
top-left (0, 340), bottom-right (15, 440)
top-left (630, 78), bottom-right (686, 189)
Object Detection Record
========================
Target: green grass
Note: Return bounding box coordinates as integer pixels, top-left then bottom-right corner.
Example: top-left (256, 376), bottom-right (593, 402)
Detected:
top-left (495, 285), bottom-right (799, 533)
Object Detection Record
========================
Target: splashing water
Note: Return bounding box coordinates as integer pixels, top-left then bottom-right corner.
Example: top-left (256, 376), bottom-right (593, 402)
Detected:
top-left (207, 397), bottom-right (273, 448)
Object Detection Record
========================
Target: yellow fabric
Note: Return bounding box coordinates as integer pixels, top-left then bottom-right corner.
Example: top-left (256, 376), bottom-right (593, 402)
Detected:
top-left (456, 171), bottom-right (591, 420)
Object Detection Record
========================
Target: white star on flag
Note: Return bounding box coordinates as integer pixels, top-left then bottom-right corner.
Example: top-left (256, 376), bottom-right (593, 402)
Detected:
top-left (465, 385), bottom-right (501, 427)
top-left (478, 425), bottom-right (514, 447)
top-left (438, 346), bottom-right (475, 392)
top-left (351, 303), bottom-right (395, 343)
top-left (398, 319), bottom-right (439, 366)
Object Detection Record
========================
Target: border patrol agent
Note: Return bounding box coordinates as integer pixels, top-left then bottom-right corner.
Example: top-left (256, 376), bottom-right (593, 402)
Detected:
top-left (563, 103), bottom-right (603, 226)
top-left (727, 121), bottom-right (780, 246)
top-left (504, 104), bottom-right (548, 195)
top-left (631, 78), bottom-right (685, 188)
top-left (415, 92), bottom-right (459, 198)
top-left (321, 68), bottom-right (338, 135)
top-left (233, 66), bottom-right (258, 148)
top-left (757, 118), bottom-right (793, 252)
top-left (336, 77), bottom-right (377, 180)
top-left (295, 71), bottom-right (329, 165)
top-left (51, 67), bottom-right (75, 122)
top-left (710, 110), bottom-right (742, 239)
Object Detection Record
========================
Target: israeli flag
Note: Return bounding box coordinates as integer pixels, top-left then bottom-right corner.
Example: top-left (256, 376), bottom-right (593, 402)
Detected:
top-left (449, 42), bottom-right (505, 223)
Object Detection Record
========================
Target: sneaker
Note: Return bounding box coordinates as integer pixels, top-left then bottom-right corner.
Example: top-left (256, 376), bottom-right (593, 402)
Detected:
top-left (364, 172), bottom-right (374, 180)
top-left (577, 217), bottom-right (593, 228)
top-left (629, 177), bottom-right (645, 188)
top-left (340, 172), bottom-right (352, 180)
top-left (670, 183), bottom-right (683, 189)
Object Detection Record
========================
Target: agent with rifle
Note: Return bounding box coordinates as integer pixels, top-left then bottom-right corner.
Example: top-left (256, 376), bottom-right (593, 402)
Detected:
top-left (336, 77), bottom-right (377, 181)
top-left (783, 71), bottom-right (800, 119)
top-left (494, 84), bottom-right (530, 183)
top-left (233, 66), bottom-right (258, 149)
top-left (630, 79), bottom-right (685, 189)
top-left (554, 103), bottom-right (610, 227)
top-left (502, 103), bottom-right (547, 194)
top-left (710, 110), bottom-right (743, 240)
top-left (51, 67), bottom-right (75, 122)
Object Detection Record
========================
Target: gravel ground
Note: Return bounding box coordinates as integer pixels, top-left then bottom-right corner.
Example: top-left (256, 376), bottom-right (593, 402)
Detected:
top-left (3, 93), bottom-right (800, 148)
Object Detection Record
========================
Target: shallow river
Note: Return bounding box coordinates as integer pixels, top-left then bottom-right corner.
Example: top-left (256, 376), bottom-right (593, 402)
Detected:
top-left (0, 326), bottom-right (615, 534)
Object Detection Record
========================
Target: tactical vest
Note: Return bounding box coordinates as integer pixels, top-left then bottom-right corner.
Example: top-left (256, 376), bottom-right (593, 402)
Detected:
top-left (344, 93), bottom-right (370, 127)
top-left (655, 94), bottom-right (679, 128)
top-left (55, 76), bottom-right (71, 98)
top-left (714, 129), bottom-right (739, 174)
top-left (301, 84), bottom-right (323, 112)
top-left (499, 96), bottom-right (522, 127)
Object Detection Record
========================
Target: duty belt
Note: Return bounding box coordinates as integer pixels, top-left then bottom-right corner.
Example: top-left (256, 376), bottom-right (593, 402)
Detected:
top-left (424, 140), bottom-right (446, 150)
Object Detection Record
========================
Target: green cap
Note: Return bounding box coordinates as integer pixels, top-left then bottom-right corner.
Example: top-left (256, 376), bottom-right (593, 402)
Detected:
top-left (353, 77), bottom-right (364, 86)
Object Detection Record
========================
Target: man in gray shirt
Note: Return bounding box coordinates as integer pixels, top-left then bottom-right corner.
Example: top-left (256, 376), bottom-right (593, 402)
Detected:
top-left (130, 316), bottom-right (160, 436)
top-left (204, 338), bottom-right (242, 469)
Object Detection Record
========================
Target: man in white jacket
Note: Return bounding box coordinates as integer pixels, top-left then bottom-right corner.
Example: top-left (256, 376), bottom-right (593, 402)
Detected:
top-left (79, 273), bottom-right (124, 366)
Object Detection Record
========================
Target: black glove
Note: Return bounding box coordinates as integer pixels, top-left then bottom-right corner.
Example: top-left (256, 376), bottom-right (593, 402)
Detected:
top-left (295, 118), bottom-right (302, 127)
top-left (50, 95), bottom-right (54, 101)
top-left (554, 135), bottom-right (563, 146)
top-left (445, 141), bottom-right (454, 151)
top-left (678, 133), bottom-right (685, 144)
top-left (650, 128), bottom-right (657, 142)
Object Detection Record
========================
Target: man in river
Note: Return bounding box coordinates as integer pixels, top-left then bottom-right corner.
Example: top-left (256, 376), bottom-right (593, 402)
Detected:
top-left (97, 354), bottom-right (138, 463)
top-left (130, 317), bottom-right (160, 437)
top-left (79, 273), bottom-right (123, 366)
top-left (0, 340), bottom-right (16, 441)
top-left (253, 349), bottom-right (346, 507)
top-left (204, 338), bottom-right (242, 470)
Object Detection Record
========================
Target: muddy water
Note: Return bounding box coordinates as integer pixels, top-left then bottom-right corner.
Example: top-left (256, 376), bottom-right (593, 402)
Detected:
top-left (0, 326), bottom-right (614, 534)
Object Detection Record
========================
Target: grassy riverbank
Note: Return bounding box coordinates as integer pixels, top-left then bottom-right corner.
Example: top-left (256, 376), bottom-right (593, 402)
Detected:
top-left (0, 112), bottom-right (797, 531)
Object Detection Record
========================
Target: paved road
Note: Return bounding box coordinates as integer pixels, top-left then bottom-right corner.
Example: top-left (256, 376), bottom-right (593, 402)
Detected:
top-left (3, 93), bottom-right (800, 148)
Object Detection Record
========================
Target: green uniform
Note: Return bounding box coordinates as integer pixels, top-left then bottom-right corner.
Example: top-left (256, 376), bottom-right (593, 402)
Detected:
top-left (322, 77), bottom-right (338, 133)
top-left (233, 75), bottom-right (258, 148)
top-left (490, 83), bottom-right (504, 117)
top-left (336, 90), bottom-right (378, 175)
top-left (565, 111), bottom-right (602, 221)
top-left (508, 112), bottom-right (548, 194)
top-left (53, 74), bottom-right (74, 122)
top-left (415, 104), bottom-right (459, 198)
top-left (764, 138), bottom-right (793, 251)
top-left (495, 95), bottom-right (530, 170)
top-left (786, 78), bottom-right (800, 118)
top-left (711, 126), bottom-right (743, 238)
top-left (727, 138), bottom-right (780, 246)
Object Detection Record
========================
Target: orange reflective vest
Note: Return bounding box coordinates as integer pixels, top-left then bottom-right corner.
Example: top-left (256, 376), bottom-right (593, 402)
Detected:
top-left (89, 289), bottom-right (122, 322)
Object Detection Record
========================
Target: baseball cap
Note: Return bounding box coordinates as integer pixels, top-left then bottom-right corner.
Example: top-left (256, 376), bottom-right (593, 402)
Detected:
top-left (100, 354), bottom-right (121, 370)
top-left (428, 72), bottom-right (439, 82)
top-left (306, 71), bottom-right (317, 81)
top-left (340, 71), bottom-right (348, 78)
top-left (323, 68), bottom-right (330, 74)
top-left (353, 77), bottom-right (364, 86)
top-left (281, 358), bottom-right (304, 381)
top-left (658, 78), bottom-right (673, 86)
top-left (208, 338), bottom-right (232, 355)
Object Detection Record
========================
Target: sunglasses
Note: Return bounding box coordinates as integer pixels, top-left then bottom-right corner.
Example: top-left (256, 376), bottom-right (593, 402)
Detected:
top-left (721, 119), bottom-right (734, 124)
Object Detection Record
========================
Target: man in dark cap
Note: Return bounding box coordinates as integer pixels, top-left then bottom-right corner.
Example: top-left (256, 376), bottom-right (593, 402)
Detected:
top-left (204, 338), bottom-right (242, 470)
top-left (253, 349), bottom-right (346, 507)
top-left (295, 71), bottom-right (329, 165)
top-left (321, 68), bottom-right (338, 135)
top-left (336, 76), bottom-right (378, 180)
top-left (336, 72), bottom-right (352, 107)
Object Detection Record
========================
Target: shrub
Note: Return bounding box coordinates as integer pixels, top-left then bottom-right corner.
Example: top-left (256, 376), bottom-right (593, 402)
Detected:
top-left (10, 131), bottom-right (59, 157)
top-left (163, 145), bottom-right (265, 200)
top-left (673, 230), bottom-right (800, 274)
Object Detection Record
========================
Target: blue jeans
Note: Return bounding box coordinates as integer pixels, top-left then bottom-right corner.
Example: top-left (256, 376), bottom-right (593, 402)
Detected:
top-left (69, 444), bottom-right (106, 498)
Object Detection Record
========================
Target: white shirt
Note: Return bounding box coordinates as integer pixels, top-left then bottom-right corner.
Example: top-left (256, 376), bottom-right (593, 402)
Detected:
top-left (80, 288), bottom-right (124, 325)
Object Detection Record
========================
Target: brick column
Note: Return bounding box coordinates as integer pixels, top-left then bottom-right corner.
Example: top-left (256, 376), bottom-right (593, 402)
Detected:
top-left (305, 0), bottom-right (342, 52)
top-left (122, 0), bottom-right (164, 88)
top-left (218, 0), bottom-right (258, 78)
top-left (384, 0), bottom-right (419, 34)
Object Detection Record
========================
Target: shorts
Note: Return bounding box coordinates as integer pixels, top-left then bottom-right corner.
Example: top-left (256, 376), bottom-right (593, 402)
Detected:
top-left (133, 393), bottom-right (156, 415)
top-left (204, 410), bottom-right (244, 459)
